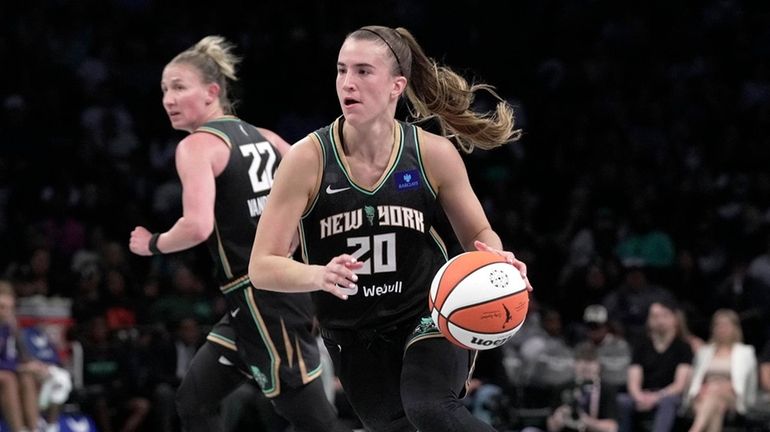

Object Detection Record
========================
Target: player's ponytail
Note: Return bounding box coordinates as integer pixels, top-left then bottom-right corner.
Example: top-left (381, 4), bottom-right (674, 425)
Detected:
top-left (171, 35), bottom-right (241, 114)
top-left (349, 26), bottom-right (521, 153)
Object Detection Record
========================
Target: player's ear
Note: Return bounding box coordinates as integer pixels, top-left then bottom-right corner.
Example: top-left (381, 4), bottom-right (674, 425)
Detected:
top-left (206, 82), bottom-right (221, 105)
top-left (391, 76), bottom-right (407, 99)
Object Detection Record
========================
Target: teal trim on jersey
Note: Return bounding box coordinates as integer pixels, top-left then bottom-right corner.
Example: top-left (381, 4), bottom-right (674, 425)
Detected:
top-left (300, 132), bottom-right (325, 219)
top-left (298, 221), bottom-right (310, 265)
top-left (220, 277), bottom-right (250, 294)
top-left (210, 116), bottom-right (240, 122)
top-left (243, 289), bottom-right (280, 396)
top-left (413, 125), bottom-right (437, 199)
top-left (196, 126), bottom-right (232, 148)
top-left (299, 132), bottom-right (326, 265)
top-left (429, 228), bottom-right (449, 261)
top-left (207, 332), bottom-right (237, 351)
top-left (329, 122), bottom-right (405, 195)
top-left (306, 362), bottom-right (323, 379)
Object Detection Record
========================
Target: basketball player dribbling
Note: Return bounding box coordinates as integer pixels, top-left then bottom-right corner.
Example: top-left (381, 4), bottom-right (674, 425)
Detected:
top-left (248, 26), bottom-right (533, 431)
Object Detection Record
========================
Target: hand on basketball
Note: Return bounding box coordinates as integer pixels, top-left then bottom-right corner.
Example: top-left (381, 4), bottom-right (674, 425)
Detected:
top-left (129, 226), bottom-right (153, 256)
top-left (474, 240), bottom-right (533, 292)
top-left (320, 254), bottom-right (363, 300)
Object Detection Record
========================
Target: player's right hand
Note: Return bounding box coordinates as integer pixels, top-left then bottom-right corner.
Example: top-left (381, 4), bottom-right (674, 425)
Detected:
top-left (319, 254), bottom-right (363, 300)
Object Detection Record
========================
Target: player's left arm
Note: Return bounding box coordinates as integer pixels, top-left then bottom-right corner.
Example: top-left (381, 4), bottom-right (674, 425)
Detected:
top-left (421, 132), bottom-right (530, 289)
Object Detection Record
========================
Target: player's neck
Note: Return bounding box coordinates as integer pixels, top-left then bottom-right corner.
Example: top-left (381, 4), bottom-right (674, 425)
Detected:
top-left (341, 118), bottom-right (395, 162)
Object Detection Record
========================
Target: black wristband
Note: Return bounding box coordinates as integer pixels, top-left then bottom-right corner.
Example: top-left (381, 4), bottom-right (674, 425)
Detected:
top-left (149, 232), bottom-right (163, 255)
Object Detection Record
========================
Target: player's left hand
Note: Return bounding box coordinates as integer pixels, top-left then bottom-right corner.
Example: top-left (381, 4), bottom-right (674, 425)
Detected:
top-left (474, 240), bottom-right (533, 292)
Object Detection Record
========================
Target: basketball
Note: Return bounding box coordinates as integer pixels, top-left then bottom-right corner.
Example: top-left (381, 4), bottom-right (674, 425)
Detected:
top-left (429, 251), bottom-right (529, 350)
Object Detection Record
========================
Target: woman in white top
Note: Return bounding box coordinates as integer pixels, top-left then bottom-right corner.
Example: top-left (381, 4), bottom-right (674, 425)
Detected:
top-left (685, 309), bottom-right (757, 432)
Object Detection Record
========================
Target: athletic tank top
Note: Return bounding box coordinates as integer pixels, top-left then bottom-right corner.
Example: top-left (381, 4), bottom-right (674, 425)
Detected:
top-left (300, 117), bottom-right (449, 330)
top-left (195, 116), bottom-right (281, 285)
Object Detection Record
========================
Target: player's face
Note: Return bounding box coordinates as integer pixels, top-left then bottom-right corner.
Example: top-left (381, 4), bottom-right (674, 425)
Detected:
top-left (161, 63), bottom-right (214, 132)
top-left (336, 38), bottom-right (403, 124)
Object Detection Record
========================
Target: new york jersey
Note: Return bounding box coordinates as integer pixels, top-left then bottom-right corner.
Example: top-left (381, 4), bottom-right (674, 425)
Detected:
top-left (195, 116), bottom-right (281, 284)
top-left (299, 118), bottom-right (449, 330)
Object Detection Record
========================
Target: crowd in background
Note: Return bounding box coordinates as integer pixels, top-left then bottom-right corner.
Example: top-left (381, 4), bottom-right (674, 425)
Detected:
top-left (2, 0), bottom-right (770, 431)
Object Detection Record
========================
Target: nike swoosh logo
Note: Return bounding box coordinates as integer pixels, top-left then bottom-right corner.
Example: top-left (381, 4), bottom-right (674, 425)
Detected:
top-left (218, 355), bottom-right (234, 366)
top-left (326, 185), bottom-right (351, 194)
top-left (230, 308), bottom-right (240, 318)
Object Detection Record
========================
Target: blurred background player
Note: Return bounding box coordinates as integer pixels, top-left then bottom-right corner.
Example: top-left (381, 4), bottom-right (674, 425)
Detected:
top-left (128, 35), bottom-right (349, 432)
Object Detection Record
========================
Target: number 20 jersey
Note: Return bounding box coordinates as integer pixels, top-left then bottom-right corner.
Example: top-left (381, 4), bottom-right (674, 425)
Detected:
top-left (299, 118), bottom-right (449, 331)
top-left (195, 116), bottom-right (281, 284)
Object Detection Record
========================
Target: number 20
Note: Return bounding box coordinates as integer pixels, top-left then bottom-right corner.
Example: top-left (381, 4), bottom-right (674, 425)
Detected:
top-left (347, 233), bottom-right (396, 274)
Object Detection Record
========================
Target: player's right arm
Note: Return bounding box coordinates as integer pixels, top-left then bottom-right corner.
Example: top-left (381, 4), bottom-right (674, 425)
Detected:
top-left (248, 136), bottom-right (361, 299)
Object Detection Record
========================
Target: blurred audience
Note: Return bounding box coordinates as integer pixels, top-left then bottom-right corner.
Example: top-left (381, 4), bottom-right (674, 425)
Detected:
top-left (684, 309), bottom-right (758, 432)
top-left (617, 300), bottom-right (693, 432)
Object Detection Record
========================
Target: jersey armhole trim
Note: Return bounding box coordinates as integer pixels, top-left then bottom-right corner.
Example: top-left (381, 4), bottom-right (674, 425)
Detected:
top-left (414, 126), bottom-right (438, 198)
top-left (301, 132), bottom-right (324, 219)
top-left (195, 126), bottom-right (233, 149)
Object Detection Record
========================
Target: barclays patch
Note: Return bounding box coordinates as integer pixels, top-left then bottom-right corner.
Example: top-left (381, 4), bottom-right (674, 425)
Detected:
top-left (395, 169), bottom-right (420, 190)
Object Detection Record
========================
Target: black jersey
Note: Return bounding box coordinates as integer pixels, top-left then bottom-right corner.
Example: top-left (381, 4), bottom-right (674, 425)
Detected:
top-left (299, 117), bottom-right (449, 330)
top-left (195, 116), bottom-right (281, 284)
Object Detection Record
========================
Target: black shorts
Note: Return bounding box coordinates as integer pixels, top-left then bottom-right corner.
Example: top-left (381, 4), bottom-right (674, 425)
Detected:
top-left (205, 314), bottom-right (250, 376)
top-left (320, 312), bottom-right (477, 431)
top-left (217, 276), bottom-right (322, 398)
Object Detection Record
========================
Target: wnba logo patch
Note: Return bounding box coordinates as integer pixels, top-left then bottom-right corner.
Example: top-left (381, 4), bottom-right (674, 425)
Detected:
top-left (395, 169), bottom-right (420, 190)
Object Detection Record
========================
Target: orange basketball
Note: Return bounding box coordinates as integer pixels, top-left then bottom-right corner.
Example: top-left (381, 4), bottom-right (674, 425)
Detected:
top-left (429, 251), bottom-right (529, 350)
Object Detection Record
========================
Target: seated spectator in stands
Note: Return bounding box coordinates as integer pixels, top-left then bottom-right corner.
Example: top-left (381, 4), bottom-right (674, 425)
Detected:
top-left (520, 307), bottom-right (575, 407)
top-left (147, 317), bottom-right (202, 432)
top-left (761, 340), bottom-right (770, 394)
top-left (614, 205), bottom-right (675, 270)
top-left (102, 269), bottom-right (138, 334)
top-left (522, 342), bottom-right (618, 432)
top-left (581, 304), bottom-right (631, 392)
top-left (617, 300), bottom-right (693, 432)
top-left (146, 262), bottom-right (213, 326)
top-left (0, 280), bottom-right (27, 432)
top-left (684, 309), bottom-right (757, 432)
top-left (18, 325), bottom-right (73, 432)
top-left (603, 260), bottom-right (676, 347)
top-left (72, 315), bottom-right (149, 432)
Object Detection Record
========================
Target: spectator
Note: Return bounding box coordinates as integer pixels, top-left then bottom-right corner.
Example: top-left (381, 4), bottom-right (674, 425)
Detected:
top-left (0, 280), bottom-right (27, 432)
top-left (761, 340), bottom-right (770, 395)
top-left (684, 309), bottom-right (758, 432)
top-left (147, 317), bottom-right (202, 432)
top-left (580, 304), bottom-right (632, 391)
top-left (18, 325), bottom-right (73, 432)
top-left (522, 342), bottom-right (618, 432)
top-left (617, 300), bottom-right (693, 432)
top-left (603, 262), bottom-right (676, 346)
top-left (72, 315), bottom-right (150, 432)
top-left (520, 308), bottom-right (575, 407)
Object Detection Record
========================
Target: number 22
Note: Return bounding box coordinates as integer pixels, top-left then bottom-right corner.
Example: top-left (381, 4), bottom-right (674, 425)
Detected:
top-left (239, 141), bottom-right (277, 194)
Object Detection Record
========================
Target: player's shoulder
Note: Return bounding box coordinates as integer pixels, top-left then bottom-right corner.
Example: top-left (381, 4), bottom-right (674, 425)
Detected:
top-left (279, 135), bottom-right (323, 170)
top-left (414, 126), bottom-right (456, 154)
